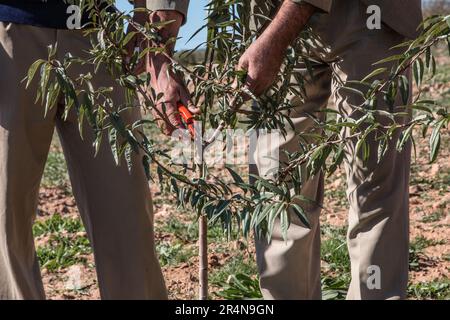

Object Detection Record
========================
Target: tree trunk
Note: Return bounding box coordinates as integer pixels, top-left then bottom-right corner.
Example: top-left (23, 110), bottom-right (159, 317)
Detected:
top-left (198, 214), bottom-right (208, 300)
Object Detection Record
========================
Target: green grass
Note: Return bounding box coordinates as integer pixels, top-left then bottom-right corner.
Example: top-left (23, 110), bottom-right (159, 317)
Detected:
top-left (156, 214), bottom-right (235, 243)
top-left (409, 236), bottom-right (446, 271)
top-left (211, 253), bottom-right (260, 300)
top-left (321, 225), bottom-right (351, 273)
top-left (214, 273), bottom-right (262, 300)
top-left (421, 209), bottom-right (447, 223)
top-left (36, 234), bottom-right (91, 272)
top-left (155, 213), bottom-right (243, 268)
top-left (408, 279), bottom-right (450, 300)
top-left (156, 216), bottom-right (199, 243)
top-left (157, 241), bottom-right (196, 267)
top-left (210, 253), bottom-right (258, 285)
top-left (411, 172), bottom-right (450, 195)
top-left (33, 214), bottom-right (92, 272)
top-left (155, 212), bottom-right (261, 298)
top-left (321, 276), bottom-right (348, 300)
top-left (213, 224), bottom-right (353, 300)
top-left (320, 224), bottom-right (351, 300)
top-left (434, 65), bottom-right (450, 83)
top-left (156, 212), bottom-right (260, 298)
top-left (33, 213), bottom-right (84, 237)
top-left (42, 150), bottom-right (69, 189)
top-left (324, 187), bottom-right (348, 207)
top-left (411, 236), bottom-right (446, 250)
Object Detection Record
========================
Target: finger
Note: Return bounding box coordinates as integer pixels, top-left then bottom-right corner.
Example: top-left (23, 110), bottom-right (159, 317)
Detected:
top-left (234, 59), bottom-right (248, 85)
top-left (166, 105), bottom-right (184, 135)
top-left (187, 102), bottom-right (201, 115)
top-left (150, 108), bottom-right (166, 132)
top-left (164, 102), bottom-right (184, 135)
top-left (234, 57), bottom-right (253, 94)
top-left (179, 87), bottom-right (200, 114)
top-left (237, 56), bottom-right (249, 72)
top-left (152, 111), bottom-right (177, 136)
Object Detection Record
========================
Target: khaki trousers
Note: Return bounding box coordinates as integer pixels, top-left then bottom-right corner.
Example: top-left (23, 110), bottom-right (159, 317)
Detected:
top-left (253, 1), bottom-right (411, 300)
top-left (0, 22), bottom-right (167, 299)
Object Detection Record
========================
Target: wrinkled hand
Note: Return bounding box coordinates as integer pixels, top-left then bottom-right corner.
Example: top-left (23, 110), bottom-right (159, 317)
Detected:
top-left (236, 0), bottom-right (316, 97)
top-left (147, 53), bottom-right (199, 135)
top-left (236, 35), bottom-right (285, 97)
top-left (124, 11), bottom-right (199, 135)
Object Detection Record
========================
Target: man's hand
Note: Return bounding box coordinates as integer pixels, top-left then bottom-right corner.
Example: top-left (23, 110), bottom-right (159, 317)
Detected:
top-left (147, 52), bottom-right (198, 135)
top-left (237, 0), bottom-right (316, 96)
top-left (237, 33), bottom-right (286, 97)
top-left (127, 3), bottom-right (199, 135)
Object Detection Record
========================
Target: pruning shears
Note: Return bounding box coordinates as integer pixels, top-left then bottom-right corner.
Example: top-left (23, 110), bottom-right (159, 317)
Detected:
top-left (177, 102), bottom-right (195, 138)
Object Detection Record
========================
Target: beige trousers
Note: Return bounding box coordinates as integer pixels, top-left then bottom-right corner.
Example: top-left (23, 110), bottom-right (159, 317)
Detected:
top-left (0, 22), bottom-right (167, 300)
top-left (252, 1), bottom-right (411, 300)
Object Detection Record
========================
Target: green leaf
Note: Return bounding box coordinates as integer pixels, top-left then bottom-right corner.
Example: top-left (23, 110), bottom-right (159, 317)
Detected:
top-left (398, 75), bottom-right (410, 105)
top-left (109, 128), bottom-right (119, 165)
top-left (122, 31), bottom-right (136, 46)
top-left (361, 68), bottom-right (387, 82)
top-left (280, 209), bottom-right (289, 241)
top-left (225, 166), bottom-right (244, 184)
top-left (250, 174), bottom-right (284, 196)
top-left (397, 124), bottom-right (414, 152)
top-left (446, 16), bottom-right (450, 29)
top-left (373, 54), bottom-right (404, 65)
top-left (377, 137), bottom-right (388, 164)
top-left (125, 143), bottom-right (133, 172)
top-left (413, 58), bottom-right (424, 87)
top-left (142, 155), bottom-right (151, 181)
top-left (290, 203), bottom-right (310, 229)
top-left (267, 203), bottom-right (282, 242)
top-left (26, 59), bottom-right (46, 88)
top-left (340, 86), bottom-right (365, 99)
top-left (429, 120), bottom-right (445, 163)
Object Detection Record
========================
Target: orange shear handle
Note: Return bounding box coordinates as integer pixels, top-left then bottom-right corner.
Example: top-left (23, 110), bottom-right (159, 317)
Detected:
top-left (177, 102), bottom-right (195, 137)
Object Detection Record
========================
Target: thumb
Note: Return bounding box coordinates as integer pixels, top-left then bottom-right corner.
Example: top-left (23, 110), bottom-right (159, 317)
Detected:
top-left (237, 54), bottom-right (249, 71)
top-left (152, 102), bottom-right (182, 136)
top-left (179, 86), bottom-right (200, 115)
top-left (233, 57), bottom-right (249, 90)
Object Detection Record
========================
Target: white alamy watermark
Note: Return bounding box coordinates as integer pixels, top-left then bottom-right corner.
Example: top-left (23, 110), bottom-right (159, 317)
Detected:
top-left (366, 5), bottom-right (381, 30)
top-left (169, 123), bottom-right (281, 171)
top-left (66, 4), bottom-right (82, 29)
top-left (366, 265), bottom-right (381, 290)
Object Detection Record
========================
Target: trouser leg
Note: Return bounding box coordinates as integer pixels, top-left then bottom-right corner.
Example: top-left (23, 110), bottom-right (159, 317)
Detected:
top-left (0, 22), bottom-right (58, 299)
top-left (334, 77), bottom-right (411, 300)
top-left (328, 13), bottom-right (411, 299)
top-left (54, 29), bottom-right (167, 299)
top-left (254, 65), bottom-right (332, 300)
top-left (343, 125), bottom-right (411, 300)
